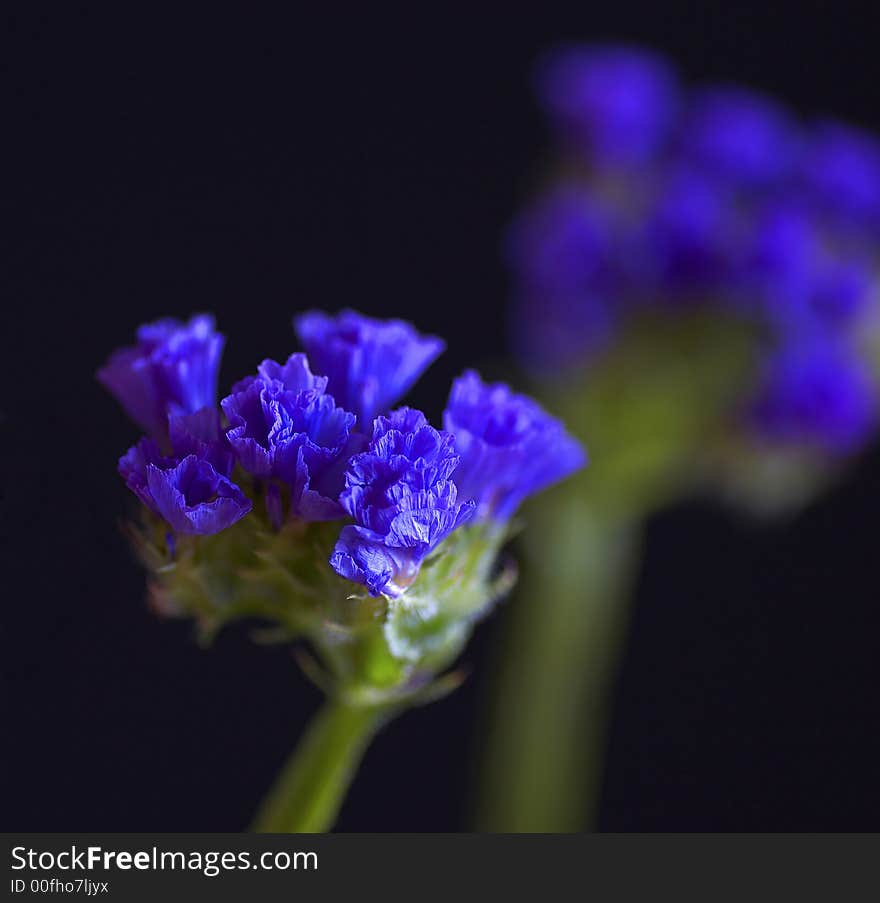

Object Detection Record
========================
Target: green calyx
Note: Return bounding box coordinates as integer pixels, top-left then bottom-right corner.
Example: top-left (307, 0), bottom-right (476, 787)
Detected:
top-left (129, 512), bottom-right (512, 709)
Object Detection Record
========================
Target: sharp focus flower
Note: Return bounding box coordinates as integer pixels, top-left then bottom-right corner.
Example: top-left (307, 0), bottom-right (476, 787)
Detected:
top-left (294, 309), bottom-right (445, 427)
top-left (535, 44), bottom-right (680, 165)
top-left (221, 353), bottom-right (358, 521)
top-left (751, 340), bottom-right (877, 453)
top-left (119, 439), bottom-right (251, 535)
top-left (330, 408), bottom-right (475, 596)
top-left (98, 314), bottom-right (225, 441)
top-left (443, 371), bottom-right (587, 520)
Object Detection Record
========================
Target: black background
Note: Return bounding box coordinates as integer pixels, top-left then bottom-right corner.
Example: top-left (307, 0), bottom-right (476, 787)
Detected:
top-left (4, 4), bottom-right (880, 831)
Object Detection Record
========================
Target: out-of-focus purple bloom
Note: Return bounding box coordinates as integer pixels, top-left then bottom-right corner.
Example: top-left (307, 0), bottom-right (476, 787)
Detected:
top-left (800, 121), bottom-right (880, 228)
top-left (535, 44), bottom-right (680, 165)
top-left (506, 187), bottom-right (615, 296)
top-left (119, 439), bottom-right (251, 535)
top-left (509, 43), bottom-right (880, 459)
top-left (736, 200), bottom-right (820, 322)
top-left (98, 315), bottom-right (225, 441)
top-left (681, 86), bottom-right (799, 187)
top-left (294, 310), bottom-right (444, 428)
top-left (443, 371), bottom-right (587, 520)
top-left (221, 353), bottom-right (357, 521)
top-left (640, 169), bottom-right (735, 296)
top-left (506, 187), bottom-right (618, 367)
top-left (808, 259), bottom-right (874, 326)
top-left (330, 408), bottom-right (475, 596)
top-left (751, 340), bottom-right (877, 453)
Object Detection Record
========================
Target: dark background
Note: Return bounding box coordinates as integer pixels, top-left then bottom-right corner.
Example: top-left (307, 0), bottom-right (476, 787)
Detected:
top-left (4, 4), bottom-right (880, 831)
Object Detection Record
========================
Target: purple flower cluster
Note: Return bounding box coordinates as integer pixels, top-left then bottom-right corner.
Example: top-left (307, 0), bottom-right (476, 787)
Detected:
top-left (513, 44), bottom-right (880, 454)
top-left (100, 311), bottom-right (585, 596)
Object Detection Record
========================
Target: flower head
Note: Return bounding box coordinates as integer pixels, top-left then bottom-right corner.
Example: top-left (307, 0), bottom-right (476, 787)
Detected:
top-left (443, 371), bottom-right (587, 520)
top-left (221, 353), bottom-right (358, 520)
top-left (294, 309), bottom-right (445, 427)
top-left (168, 407), bottom-right (235, 477)
top-left (508, 44), bottom-right (880, 461)
top-left (98, 314), bottom-right (225, 441)
top-left (535, 44), bottom-right (680, 165)
top-left (506, 187), bottom-right (618, 367)
top-left (681, 86), bottom-right (799, 187)
top-left (751, 340), bottom-right (877, 453)
top-left (800, 121), bottom-right (880, 229)
top-left (119, 438), bottom-right (251, 536)
top-left (640, 169), bottom-right (735, 296)
top-left (330, 408), bottom-right (475, 596)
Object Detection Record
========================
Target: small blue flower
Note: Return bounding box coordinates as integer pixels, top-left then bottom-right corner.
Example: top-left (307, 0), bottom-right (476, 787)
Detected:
top-left (800, 121), bottom-right (880, 229)
top-left (443, 371), bottom-right (587, 520)
top-left (681, 86), bottom-right (799, 187)
top-left (294, 309), bottom-right (445, 428)
top-left (736, 200), bottom-right (820, 322)
top-left (221, 353), bottom-right (358, 521)
top-left (330, 408), bottom-right (475, 597)
top-left (535, 44), bottom-right (680, 165)
top-left (168, 407), bottom-right (235, 477)
top-left (505, 187), bottom-right (618, 368)
top-left (808, 258), bottom-right (874, 327)
top-left (119, 439), bottom-right (252, 536)
top-left (98, 314), bottom-right (225, 441)
top-left (640, 169), bottom-right (735, 297)
top-left (751, 340), bottom-right (877, 453)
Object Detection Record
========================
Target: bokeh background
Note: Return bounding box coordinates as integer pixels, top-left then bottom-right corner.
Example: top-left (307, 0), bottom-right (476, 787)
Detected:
top-left (4, 4), bottom-right (880, 830)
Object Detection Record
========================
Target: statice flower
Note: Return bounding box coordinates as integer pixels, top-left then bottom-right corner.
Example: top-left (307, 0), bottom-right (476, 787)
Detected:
top-left (330, 408), bottom-right (476, 597)
top-left (506, 187), bottom-right (618, 367)
top-left (100, 308), bottom-right (593, 832)
top-left (640, 168), bottom-right (736, 297)
top-left (118, 417), bottom-right (251, 537)
top-left (680, 86), bottom-right (799, 187)
top-left (443, 371), bottom-right (586, 520)
top-left (513, 42), bottom-right (880, 458)
top-left (168, 407), bottom-right (235, 476)
top-left (120, 443), bottom-right (251, 535)
top-left (800, 121), bottom-right (880, 229)
top-left (221, 353), bottom-right (358, 522)
top-left (535, 44), bottom-right (680, 164)
top-left (97, 314), bottom-right (225, 441)
top-left (294, 309), bottom-right (445, 427)
top-left (737, 200), bottom-right (821, 322)
top-left (751, 340), bottom-right (878, 453)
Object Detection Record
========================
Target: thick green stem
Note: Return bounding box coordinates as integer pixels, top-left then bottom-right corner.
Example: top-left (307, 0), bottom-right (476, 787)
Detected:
top-left (473, 498), bottom-right (639, 832)
top-left (252, 699), bottom-right (389, 833)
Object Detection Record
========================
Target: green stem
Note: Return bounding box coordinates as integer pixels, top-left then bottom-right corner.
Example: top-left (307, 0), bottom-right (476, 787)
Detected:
top-left (251, 699), bottom-right (389, 833)
top-left (473, 499), bottom-right (640, 832)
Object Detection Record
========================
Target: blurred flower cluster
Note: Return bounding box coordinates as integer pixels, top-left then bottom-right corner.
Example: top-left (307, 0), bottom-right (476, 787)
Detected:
top-left (99, 311), bottom-right (584, 703)
top-left (510, 45), bottom-right (880, 459)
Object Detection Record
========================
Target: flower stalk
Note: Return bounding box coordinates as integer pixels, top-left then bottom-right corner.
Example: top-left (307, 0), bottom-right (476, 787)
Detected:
top-left (252, 699), bottom-right (392, 833)
top-left (475, 499), bottom-right (639, 831)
